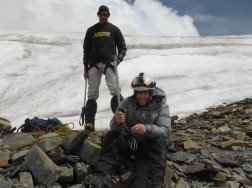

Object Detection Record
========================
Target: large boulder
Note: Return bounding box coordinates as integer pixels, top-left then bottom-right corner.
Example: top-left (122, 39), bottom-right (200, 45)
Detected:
top-left (25, 145), bottom-right (60, 186)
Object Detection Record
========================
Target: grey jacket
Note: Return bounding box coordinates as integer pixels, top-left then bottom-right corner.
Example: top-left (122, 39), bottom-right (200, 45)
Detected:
top-left (110, 87), bottom-right (171, 140)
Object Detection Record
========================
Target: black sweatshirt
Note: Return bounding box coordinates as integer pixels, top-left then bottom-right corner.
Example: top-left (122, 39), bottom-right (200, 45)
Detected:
top-left (83, 22), bottom-right (127, 72)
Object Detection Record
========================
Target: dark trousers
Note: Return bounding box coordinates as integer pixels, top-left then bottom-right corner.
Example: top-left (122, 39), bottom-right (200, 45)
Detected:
top-left (96, 131), bottom-right (167, 184)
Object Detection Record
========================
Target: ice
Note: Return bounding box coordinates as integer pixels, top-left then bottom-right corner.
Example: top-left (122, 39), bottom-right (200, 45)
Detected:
top-left (0, 31), bottom-right (251, 130)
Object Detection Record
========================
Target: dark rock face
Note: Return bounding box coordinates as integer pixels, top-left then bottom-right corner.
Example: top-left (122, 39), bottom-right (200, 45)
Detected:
top-left (0, 98), bottom-right (251, 187)
top-left (168, 98), bottom-right (252, 187)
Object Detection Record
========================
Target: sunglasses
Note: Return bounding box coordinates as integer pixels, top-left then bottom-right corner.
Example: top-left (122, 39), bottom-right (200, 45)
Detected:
top-left (99, 13), bottom-right (109, 17)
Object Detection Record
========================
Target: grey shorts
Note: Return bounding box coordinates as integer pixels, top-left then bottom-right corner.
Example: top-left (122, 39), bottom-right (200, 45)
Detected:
top-left (87, 63), bottom-right (121, 100)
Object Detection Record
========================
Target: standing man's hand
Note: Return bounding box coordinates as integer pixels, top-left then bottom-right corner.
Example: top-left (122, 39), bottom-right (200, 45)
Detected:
top-left (131, 124), bottom-right (147, 135)
top-left (84, 72), bottom-right (89, 79)
top-left (115, 111), bottom-right (125, 124)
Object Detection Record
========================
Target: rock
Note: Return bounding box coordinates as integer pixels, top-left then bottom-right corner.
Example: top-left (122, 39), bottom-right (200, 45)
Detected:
top-left (19, 172), bottom-right (34, 188)
top-left (0, 177), bottom-right (12, 188)
top-left (212, 119), bottom-right (226, 127)
top-left (208, 111), bottom-right (221, 117)
top-left (2, 133), bottom-right (35, 150)
top-left (246, 173), bottom-right (252, 181)
top-left (213, 171), bottom-right (228, 182)
top-left (232, 174), bottom-right (246, 182)
top-left (184, 162), bottom-right (205, 174)
top-left (48, 183), bottom-right (62, 188)
top-left (183, 140), bottom-right (200, 151)
top-left (61, 134), bottom-right (76, 150)
top-left (0, 150), bottom-right (11, 167)
top-left (225, 181), bottom-right (240, 188)
top-left (58, 164), bottom-right (74, 184)
top-left (220, 139), bottom-right (249, 148)
top-left (79, 139), bottom-right (101, 166)
top-left (0, 98), bottom-right (251, 187)
top-left (164, 162), bottom-right (174, 187)
top-left (36, 136), bottom-right (62, 152)
top-left (25, 145), bottom-right (60, 186)
top-left (233, 167), bottom-right (244, 174)
top-left (67, 184), bottom-right (85, 188)
top-left (11, 150), bottom-right (28, 162)
top-left (243, 164), bottom-right (252, 173)
top-left (75, 162), bottom-right (88, 183)
top-left (236, 132), bottom-right (246, 141)
top-left (214, 157), bottom-right (240, 167)
top-left (202, 159), bottom-right (222, 171)
top-left (167, 152), bottom-right (191, 163)
top-left (175, 178), bottom-right (190, 188)
top-left (218, 125), bottom-right (231, 132)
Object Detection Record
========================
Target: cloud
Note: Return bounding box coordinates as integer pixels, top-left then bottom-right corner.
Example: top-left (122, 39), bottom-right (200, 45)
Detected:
top-left (0, 0), bottom-right (198, 36)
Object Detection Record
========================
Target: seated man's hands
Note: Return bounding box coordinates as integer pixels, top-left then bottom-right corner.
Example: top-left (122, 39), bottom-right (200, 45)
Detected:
top-left (115, 111), bottom-right (125, 124)
top-left (131, 124), bottom-right (147, 135)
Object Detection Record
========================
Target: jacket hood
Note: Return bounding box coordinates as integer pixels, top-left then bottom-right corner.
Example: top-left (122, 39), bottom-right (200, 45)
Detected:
top-left (150, 87), bottom-right (166, 109)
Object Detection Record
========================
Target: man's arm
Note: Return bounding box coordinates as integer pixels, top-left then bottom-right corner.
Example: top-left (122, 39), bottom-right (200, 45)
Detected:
top-left (145, 103), bottom-right (171, 139)
top-left (83, 28), bottom-right (91, 73)
top-left (110, 99), bottom-right (128, 132)
top-left (115, 28), bottom-right (127, 63)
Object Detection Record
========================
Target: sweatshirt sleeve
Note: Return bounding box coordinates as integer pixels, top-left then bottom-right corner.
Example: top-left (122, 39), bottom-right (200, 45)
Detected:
top-left (110, 99), bottom-right (129, 132)
top-left (83, 28), bottom-right (91, 72)
top-left (115, 28), bottom-right (127, 63)
top-left (145, 103), bottom-right (171, 139)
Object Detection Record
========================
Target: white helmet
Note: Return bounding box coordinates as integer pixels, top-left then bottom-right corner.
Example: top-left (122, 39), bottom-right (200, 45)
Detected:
top-left (131, 73), bottom-right (156, 91)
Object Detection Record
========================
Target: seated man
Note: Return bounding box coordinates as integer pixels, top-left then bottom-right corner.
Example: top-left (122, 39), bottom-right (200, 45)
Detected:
top-left (85, 73), bottom-right (171, 188)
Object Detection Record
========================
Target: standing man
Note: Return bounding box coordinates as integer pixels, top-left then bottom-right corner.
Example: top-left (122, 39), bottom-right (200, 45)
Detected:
top-left (83, 5), bottom-right (127, 131)
top-left (85, 73), bottom-right (171, 188)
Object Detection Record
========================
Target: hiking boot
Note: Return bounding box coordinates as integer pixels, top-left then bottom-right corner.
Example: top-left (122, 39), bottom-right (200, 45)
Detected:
top-left (85, 123), bottom-right (95, 132)
top-left (84, 174), bottom-right (112, 188)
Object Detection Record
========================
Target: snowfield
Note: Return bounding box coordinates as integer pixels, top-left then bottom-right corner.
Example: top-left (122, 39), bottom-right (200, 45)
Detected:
top-left (0, 31), bottom-right (252, 129)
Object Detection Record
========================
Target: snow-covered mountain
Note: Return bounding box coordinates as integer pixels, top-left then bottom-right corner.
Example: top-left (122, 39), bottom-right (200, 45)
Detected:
top-left (1, 31), bottom-right (252, 129)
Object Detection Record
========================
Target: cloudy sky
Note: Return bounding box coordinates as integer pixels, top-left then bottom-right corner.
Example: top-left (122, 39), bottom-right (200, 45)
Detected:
top-left (0, 0), bottom-right (251, 36)
top-left (160, 0), bottom-right (252, 36)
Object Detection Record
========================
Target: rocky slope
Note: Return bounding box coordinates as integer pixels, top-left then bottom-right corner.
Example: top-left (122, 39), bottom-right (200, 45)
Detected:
top-left (0, 98), bottom-right (251, 188)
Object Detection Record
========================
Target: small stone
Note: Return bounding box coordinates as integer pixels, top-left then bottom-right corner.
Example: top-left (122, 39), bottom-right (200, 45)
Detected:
top-left (164, 163), bottom-right (174, 187)
top-left (212, 119), bottom-right (226, 127)
top-left (184, 162), bottom-right (205, 174)
top-left (213, 171), bottom-right (228, 182)
top-left (183, 140), bottom-right (200, 151)
top-left (75, 162), bottom-right (88, 183)
top-left (236, 132), bottom-right (246, 141)
top-left (215, 157), bottom-right (240, 167)
top-left (246, 173), bottom-right (252, 181)
top-left (220, 139), bottom-right (248, 148)
top-left (12, 150), bottom-right (28, 162)
top-left (0, 150), bottom-right (11, 167)
top-left (167, 152), bottom-right (190, 163)
top-left (58, 165), bottom-right (74, 184)
top-left (36, 136), bottom-right (62, 152)
top-left (175, 178), bottom-right (190, 188)
top-left (232, 174), bottom-right (245, 182)
top-left (67, 184), bottom-right (85, 188)
top-left (226, 181), bottom-right (240, 188)
top-left (233, 167), bottom-right (244, 174)
top-left (243, 164), bottom-right (252, 173)
top-left (209, 111), bottom-right (221, 117)
top-left (19, 172), bottom-right (34, 188)
top-left (218, 125), bottom-right (231, 132)
top-left (0, 177), bottom-right (12, 188)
